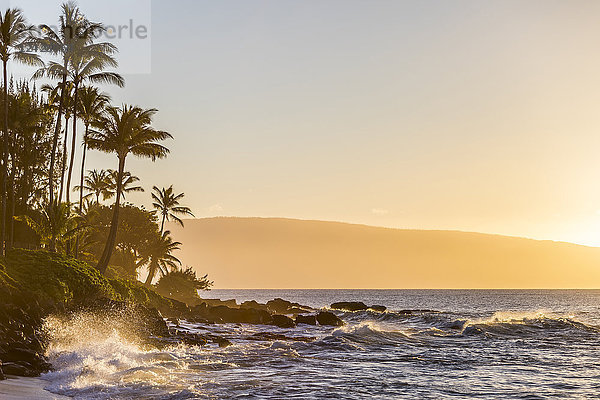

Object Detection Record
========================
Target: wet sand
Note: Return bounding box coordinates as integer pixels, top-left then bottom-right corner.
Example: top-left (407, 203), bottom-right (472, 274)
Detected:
top-left (0, 376), bottom-right (70, 399)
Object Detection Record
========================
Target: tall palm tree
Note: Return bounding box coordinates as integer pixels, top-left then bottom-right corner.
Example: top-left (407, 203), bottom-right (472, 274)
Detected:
top-left (32, 2), bottom-right (109, 207)
top-left (65, 49), bottom-right (124, 206)
top-left (76, 86), bottom-right (109, 210)
top-left (139, 230), bottom-right (181, 285)
top-left (87, 105), bottom-right (171, 274)
top-left (0, 8), bottom-right (42, 254)
top-left (104, 170), bottom-right (144, 201)
top-left (151, 185), bottom-right (194, 233)
top-left (74, 168), bottom-right (110, 204)
top-left (57, 82), bottom-right (73, 203)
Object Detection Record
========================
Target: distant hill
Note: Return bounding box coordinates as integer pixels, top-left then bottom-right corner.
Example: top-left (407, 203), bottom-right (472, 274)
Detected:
top-left (166, 217), bottom-right (600, 289)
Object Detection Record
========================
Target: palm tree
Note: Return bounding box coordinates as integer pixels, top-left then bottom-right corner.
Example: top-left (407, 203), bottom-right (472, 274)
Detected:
top-left (139, 230), bottom-right (181, 285)
top-left (57, 83), bottom-right (73, 203)
top-left (87, 105), bottom-right (171, 274)
top-left (74, 168), bottom-right (110, 204)
top-left (104, 170), bottom-right (144, 200)
top-left (32, 2), bottom-right (109, 207)
top-left (16, 202), bottom-right (77, 252)
top-left (151, 185), bottom-right (194, 233)
top-left (76, 86), bottom-right (109, 210)
top-left (0, 8), bottom-right (42, 254)
top-left (65, 48), bottom-right (124, 206)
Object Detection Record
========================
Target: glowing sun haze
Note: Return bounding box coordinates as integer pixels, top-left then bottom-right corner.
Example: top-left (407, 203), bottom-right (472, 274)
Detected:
top-left (12, 0), bottom-right (600, 246)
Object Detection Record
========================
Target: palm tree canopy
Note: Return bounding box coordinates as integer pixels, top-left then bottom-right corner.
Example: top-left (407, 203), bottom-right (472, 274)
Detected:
top-left (74, 168), bottom-right (110, 202)
top-left (0, 8), bottom-right (43, 66)
top-left (104, 169), bottom-right (144, 200)
top-left (77, 86), bottom-right (110, 126)
top-left (87, 104), bottom-right (172, 161)
top-left (151, 185), bottom-right (194, 228)
top-left (140, 230), bottom-right (182, 284)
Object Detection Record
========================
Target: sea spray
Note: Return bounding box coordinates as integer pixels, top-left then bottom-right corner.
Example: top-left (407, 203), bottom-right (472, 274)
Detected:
top-left (40, 310), bottom-right (206, 399)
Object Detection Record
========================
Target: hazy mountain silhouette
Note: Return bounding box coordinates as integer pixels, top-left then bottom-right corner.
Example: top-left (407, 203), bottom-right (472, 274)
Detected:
top-left (168, 217), bottom-right (600, 289)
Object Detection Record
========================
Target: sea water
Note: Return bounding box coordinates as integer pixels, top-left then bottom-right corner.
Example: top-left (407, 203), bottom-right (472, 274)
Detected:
top-left (39, 290), bottom-right (600, 399)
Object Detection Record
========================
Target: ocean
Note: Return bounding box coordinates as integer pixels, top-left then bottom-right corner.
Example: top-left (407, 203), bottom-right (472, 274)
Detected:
top-left (39, 289), bottom-right (600, 399)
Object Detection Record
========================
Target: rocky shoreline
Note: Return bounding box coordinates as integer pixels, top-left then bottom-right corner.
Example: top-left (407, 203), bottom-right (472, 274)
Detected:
top-left (0, 249), bottom-right (387, 379)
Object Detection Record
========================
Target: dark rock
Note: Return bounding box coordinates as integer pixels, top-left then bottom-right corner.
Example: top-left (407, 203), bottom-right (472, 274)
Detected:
top-left (316, 311), bottom-right (344, 326)
top-left (369, 305), bottom-right (387, 312)
top-left (178, 332), bottom-right (208, 346)
top-left (240, 300), bottom-right (268, 311)
top-left (167, 317), bottom-right (180, 325)
top-left (246, 332), bottom-right (316, 343)
top-left (330, 302), bottom-right (368, 312)
top-left (266, 298), bottom-right (294, 313)
top-left (266, 298), bottom-right (312, 314)
top-left (0, 347), bottom-right (43, 368)
top-left (213, 337), bottom-right (232, 347)
top-left (271, 314), bottom-right (295, 328)
top-left (200, 298), bottom-right (238, 308)
top-left (295, 314), bottom-right (317, 325)
top-left (1, 361), bottom-right (37, 377)
top-left (204, 305), bottom-right (273, 325)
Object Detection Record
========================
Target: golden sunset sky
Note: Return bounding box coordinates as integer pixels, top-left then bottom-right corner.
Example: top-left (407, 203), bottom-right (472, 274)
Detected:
top-left (12, 0), bottom-right (600, 246)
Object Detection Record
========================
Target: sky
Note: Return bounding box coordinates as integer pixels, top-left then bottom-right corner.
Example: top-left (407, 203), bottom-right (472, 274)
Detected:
top-left (8, 0), bottom-right (600, 247)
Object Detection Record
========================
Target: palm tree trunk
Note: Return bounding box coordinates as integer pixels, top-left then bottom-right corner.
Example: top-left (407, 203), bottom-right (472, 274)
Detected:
top-left (1, 60), bottom-right (8, 255)
top-left (58, 117), bottom-right (69, 203)
top-left (49, 68), bottom-right (68, 206)
top-left (75, 124), bottom-right (88, 258)
top-left (66, 83), bottom-right (79, 205)
top-left (8, 147), bottom-right (16, 250)
top-left (144, 263), bottom-right (156, 285)
top-left (96, 156), bottom-right (125, 274)
top-left (47, 69), bottom-right (68, 253)
top-left (160, 214), bottom-right (166, 234)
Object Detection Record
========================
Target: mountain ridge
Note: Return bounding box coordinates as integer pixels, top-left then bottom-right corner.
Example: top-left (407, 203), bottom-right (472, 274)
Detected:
top-left (167, 217), bottom-right (600, 289)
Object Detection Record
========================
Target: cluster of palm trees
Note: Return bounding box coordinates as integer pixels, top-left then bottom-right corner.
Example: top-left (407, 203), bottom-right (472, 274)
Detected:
top-left (0, 3), bottom-right (195, 283)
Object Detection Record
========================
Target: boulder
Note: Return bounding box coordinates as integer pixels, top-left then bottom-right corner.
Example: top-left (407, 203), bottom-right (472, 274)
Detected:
top-left (271, 314), bottom-right (295, 328)
top-left (316, 311), bottom-right (344, 326)
top-left (266, 298), bottom-right (312, 314)
top-left (200, 298), bottom-right (238, 308)
top-left (204, 305), bottom-right (273, 325)
top-left (330, 302), bottom-right (368, 312)
top-left (295, 314), bottom-right (317, 325)
top-left (213, 337), bottom-right (232, 348)
top-left (1, 361), bottom-right (37, 377)
top-left (369, 305), bottom-right (387, 312)
top-left (240, 300), bottom-right (268, 311)
top-left (266, 298), bottom-right (294, 313)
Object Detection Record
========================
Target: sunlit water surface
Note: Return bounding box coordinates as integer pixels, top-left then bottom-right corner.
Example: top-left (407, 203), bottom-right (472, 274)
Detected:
top-left (41, 290), bottom-right (600, 399)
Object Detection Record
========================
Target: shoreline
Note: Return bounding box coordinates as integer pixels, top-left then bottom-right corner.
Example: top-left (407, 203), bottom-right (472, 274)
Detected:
top-left (0, 376), bottom-right (70, 399)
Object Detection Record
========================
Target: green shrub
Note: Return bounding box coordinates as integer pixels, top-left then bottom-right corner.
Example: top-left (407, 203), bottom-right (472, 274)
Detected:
top-left (2, 249), bottom-right (116, 308)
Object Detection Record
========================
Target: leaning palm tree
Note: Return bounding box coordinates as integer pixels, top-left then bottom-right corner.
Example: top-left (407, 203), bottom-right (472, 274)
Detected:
top-left (0, 8), bottom-right (43, 254)
top-left (74, 168), bottom-right (110, 204)
top-left (87, 105), bottom-right (172, 274)
top-left (76, 86), bottom-right (110, 210)
top-left (104, 170), bottom-right (144, 201)
top-left (139, 230), bottom-right (181, 285)
top-left (152, 185), bottom-right (194, 233)
top-left (65, 50), bottom-right (124, 206)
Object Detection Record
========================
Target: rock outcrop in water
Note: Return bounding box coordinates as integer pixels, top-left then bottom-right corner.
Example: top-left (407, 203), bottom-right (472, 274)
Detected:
top-left (330, 302), bottom-right (387, 312)
top-left (0, 249), bottom-right (361, 379)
